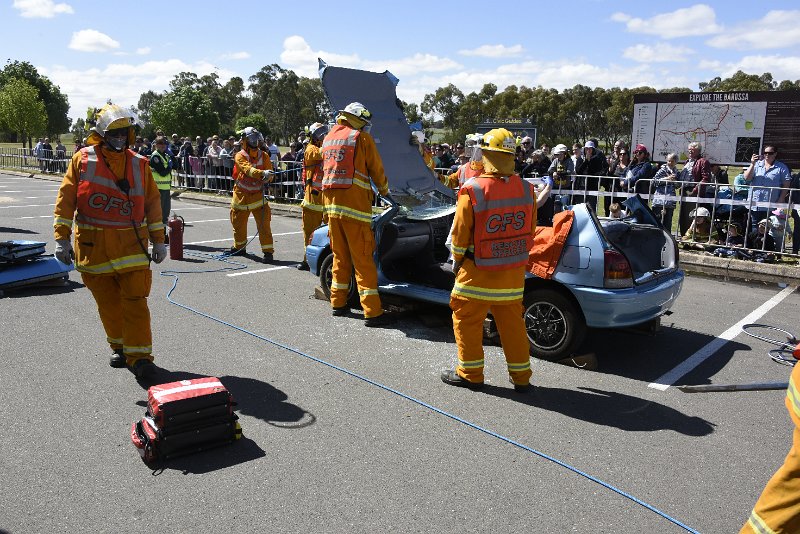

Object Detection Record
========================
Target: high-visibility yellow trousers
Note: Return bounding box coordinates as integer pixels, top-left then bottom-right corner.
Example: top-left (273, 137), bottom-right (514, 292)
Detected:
top-left (230, 202), bottom-right (273, 253)
top-left (741, 428), bottom-right (800, 533)
top-left (327, 217), bottom-right (382, 318)
top-left (301, 206), bottom-right (324, 262)
top-left (82, 269), bottom-right (154, 366)
top-left (451, 297), bottom-right (532, 385)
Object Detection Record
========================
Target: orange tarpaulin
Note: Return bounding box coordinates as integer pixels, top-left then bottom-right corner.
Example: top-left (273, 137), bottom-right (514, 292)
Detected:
top-left (527, 210), bottom-right (574, 279)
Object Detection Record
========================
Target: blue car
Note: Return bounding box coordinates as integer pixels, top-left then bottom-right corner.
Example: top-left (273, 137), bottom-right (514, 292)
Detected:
top-left (306, 63), bottom-right (683, 361)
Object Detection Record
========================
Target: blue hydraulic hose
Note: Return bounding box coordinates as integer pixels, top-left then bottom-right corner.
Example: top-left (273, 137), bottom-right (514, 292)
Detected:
top-left (159, 256), bottom-right (700, 534)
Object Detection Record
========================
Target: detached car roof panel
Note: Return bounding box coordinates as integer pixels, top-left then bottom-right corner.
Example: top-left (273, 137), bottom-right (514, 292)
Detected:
top-left (319, 60), bottom-right (455, 199)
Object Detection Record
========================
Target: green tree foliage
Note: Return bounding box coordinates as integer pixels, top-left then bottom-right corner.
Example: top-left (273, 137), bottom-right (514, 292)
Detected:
top-left (297, 77), bottom-right (329, 128)
top-left (71, 117), bottom-right (85, 144)
top-left (135, 89), bottom-right (162, 139)
top-left (149, 86), bottom-right (219, 138)
top-left (234, 113), bottom-right (269, 137)
top-left (421, 84), bottom-right (464, 132)
top-left (699, 70), bottom-right (777, 92)
top-left (248, 64), bottom-right (286, 114)
top-left (264, 70), bottom-right (303, 144)
top-left (0, 60), bottom-right (69, 137)
top-left (0, 78), bottom-right (48, 147)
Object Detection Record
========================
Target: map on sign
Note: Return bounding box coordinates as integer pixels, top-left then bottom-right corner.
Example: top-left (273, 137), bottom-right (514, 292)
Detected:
top-left (632, 92), bottom-right (800, 167)
top-left (634, 101), bottom-right (767, 164)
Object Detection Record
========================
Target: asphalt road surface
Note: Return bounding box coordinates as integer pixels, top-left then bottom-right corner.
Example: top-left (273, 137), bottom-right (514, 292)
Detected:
top-left (1, 171), bottom-right (798, 533)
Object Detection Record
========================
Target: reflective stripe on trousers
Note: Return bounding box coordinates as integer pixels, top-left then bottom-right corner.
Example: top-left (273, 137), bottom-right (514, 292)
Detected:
top-left (451, 297), bottom-right (531, 385)
top-left (82, 269), bottom-right (154, 366)
top-left (328, 217), bottom-right (382, 318)
top-left (230, 201), bottom-right (273, 253)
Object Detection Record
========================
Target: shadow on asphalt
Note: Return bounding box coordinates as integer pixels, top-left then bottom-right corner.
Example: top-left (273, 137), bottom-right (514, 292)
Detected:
top-left (150, 436), bottom-right (266, 476)
top-left (1, 278), bottom-right (82, 298)
top-left (0, 226), bottom-right (39, 234)
top-left (137, 369), bottom-right (316, 429)
top-left (132, 370), bottom-right (314, 474)
top-left (480, 385), bottom-right (715, 436)
top-left (582, 324), bottom-right (750, 386)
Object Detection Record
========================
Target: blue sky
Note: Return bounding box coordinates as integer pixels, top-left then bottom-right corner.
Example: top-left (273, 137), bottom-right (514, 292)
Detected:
top-left (4, 0), bottom-right (800, 123)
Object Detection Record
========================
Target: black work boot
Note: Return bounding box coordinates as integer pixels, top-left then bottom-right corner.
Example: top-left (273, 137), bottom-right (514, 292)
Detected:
top-left (509, 378), bottom-right (532, 392)
top-left (129, 359), bottom-right (156, 379)
top-left (262, 252), bottom-right (274, 264)
top-left (364, 313), bottom-right (395, 328)
top-left (109, 349), bottom-right (126, 369)
top-left (440, 368), bottom-right (483, 390)
top-left (228, 246), bottom-right (245, 256)
top-left (331, 306), bottom-right (350, 317)
top-left (296, 260), bottom-right (310, 271)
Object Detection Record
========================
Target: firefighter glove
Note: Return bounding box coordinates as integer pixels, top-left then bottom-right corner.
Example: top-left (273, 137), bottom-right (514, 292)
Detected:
top-left (151, 243), bottom-right (167, 264)
top-left (55, 239), bottom-right (74, 265)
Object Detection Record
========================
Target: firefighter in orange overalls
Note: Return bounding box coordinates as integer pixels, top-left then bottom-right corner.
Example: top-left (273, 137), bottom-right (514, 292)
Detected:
top-left (53, 104), bottom-right (166, 379)
top-left (230, 127), bottom-right (274, 262)
top-left (741, 344), bottom-right (800, 533)
top-left (441, 128), bottom-right (537, 392)
top-left (441, 133), bottom-right (484, 190)
top-left (297, 122), bottom-right (328, 271)
top-left (320, 102), bottom-right (393, 327)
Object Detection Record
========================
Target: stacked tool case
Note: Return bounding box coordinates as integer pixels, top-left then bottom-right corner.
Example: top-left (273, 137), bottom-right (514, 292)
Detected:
top-left (131, 377), bottom-right (241, 464)
top-left (0, 240), bottom-right (72, 292)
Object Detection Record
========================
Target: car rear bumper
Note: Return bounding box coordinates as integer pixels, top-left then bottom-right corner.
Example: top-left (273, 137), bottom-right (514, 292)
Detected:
top-left (569, 270), bottom-right (684, 328)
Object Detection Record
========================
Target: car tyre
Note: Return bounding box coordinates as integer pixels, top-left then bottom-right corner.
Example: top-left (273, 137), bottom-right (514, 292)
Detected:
top-left (523, 289), bottom-right (586, 361)
top-left (318, 253), bottom-right (360, 308)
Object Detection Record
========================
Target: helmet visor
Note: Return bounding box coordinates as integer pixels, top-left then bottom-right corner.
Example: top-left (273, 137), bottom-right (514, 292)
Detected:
top-left (96, 106), bottom-right (139, 133)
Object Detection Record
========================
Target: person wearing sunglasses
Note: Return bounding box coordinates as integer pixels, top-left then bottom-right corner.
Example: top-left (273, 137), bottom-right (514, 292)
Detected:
top-left (743, 145), bottom-right (791, 233)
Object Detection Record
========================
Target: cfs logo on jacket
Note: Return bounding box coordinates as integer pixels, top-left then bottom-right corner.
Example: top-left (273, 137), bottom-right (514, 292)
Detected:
top-left (323, 148), bottom-right (346, 162)
top-left (486, 211), bottom-right (525, 233)
top-left (88, 192), bottom-right (134, 216)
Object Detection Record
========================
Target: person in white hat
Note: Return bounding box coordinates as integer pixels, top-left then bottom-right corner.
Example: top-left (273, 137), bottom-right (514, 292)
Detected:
top-left (681, 206), bottom-right (717, 249)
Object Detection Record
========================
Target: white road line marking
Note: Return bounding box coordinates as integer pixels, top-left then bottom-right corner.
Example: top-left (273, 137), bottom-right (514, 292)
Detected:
top-left (648, 285), bottom-right (797, 391)
top-left (227, 266), bottom-right (292, 277)
top-left (18, 215), bottom-right (52, 219)
top-left (184, 231), bottom-right (302, 245)
top-left (0, 203), bottom-right (55, 209)
top-left (185, 218), bottom-right (230, 224)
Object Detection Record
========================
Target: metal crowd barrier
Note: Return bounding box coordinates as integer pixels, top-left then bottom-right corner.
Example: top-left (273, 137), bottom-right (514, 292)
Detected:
top-left (171, 158), bottom-right (304, 203)
top-left (531, 175), bottom-right (799, 260)
top-left (0, 146), bottom-right (304, 204)
top-left (0, 147), bottom-right (73, 174)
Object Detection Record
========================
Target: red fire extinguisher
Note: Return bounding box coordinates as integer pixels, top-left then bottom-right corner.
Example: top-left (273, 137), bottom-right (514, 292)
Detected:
top-left (167, 212), bottom-right (185, 260)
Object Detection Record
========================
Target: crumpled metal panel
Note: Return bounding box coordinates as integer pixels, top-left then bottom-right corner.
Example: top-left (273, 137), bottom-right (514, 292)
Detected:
top-left (318, 60), bottom-right (455, 199)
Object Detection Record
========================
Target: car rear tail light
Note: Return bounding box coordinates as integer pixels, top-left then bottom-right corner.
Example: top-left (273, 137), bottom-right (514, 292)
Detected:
top-left (604, 249), bottom-right (633, 288)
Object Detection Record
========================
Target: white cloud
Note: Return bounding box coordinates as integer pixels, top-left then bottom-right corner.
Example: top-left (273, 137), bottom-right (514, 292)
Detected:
top-left (707, 10), bottom-right (800, 50)
top-left (392, 60), bottom-right (674, 108)
top-left (458, 44), bottom-right (524, 58)
top-left (12, 0), bottom-right (73, 18)
top-left (611, 4), bottom-right (723, 37)
top-left (135, 47), bottom-right (151, 56)
top-left (280, 36), bottom-right (460, 79)
top-left (39, 60), bottom-right (238, 122)
top-left (68, 29), bottom-right (120, 53)
top-left (712, 55), bottom-right (800, 82)
top-left (220, 51), bottom-right (250, 60)
top-left (622, 43), bottom-right (694, 63)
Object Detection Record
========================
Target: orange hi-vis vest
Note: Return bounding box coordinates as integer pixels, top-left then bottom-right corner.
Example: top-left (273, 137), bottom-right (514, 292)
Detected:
top-left (457, 163), bottom-right (482, 188)
top-left (233, 149), bottom-right (268, 192)
top-left (303, 151), bottom-right (323, 191)
top-left (321, 125), bottom-right (368, 190)
top-left (76, 146), bottom-right (147, 229)
top-left (461, 174), bottom-right (534, 271)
